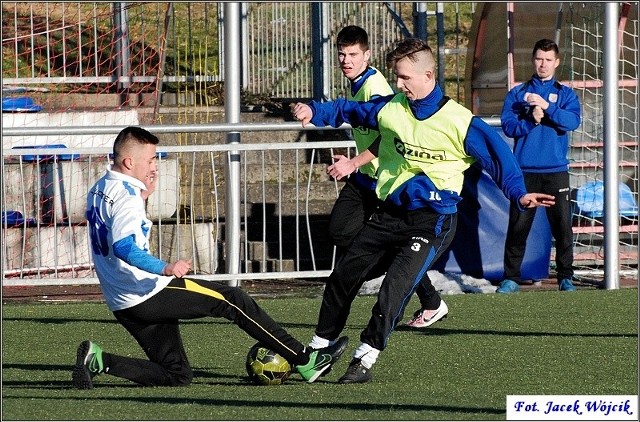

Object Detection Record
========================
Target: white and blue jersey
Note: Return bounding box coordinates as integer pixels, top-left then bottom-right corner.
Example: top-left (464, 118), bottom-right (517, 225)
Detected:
top-left (86, 168), bottom-right (171, 311)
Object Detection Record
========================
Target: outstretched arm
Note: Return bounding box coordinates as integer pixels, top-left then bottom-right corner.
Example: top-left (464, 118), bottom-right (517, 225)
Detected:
top-left (291, 103), bottom-right (314, 128)
top-left (292, 96), bottom-right (391, 129)
top-left (465, 117), bottom-right (555, 209)
top-left (519, 192), bottom-right (555, 209)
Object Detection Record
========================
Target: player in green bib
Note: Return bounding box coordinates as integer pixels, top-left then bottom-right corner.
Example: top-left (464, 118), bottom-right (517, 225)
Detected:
top-left (323, 26), bottom-right (392, 257)
top-left (293, 38), bottom-right (555, 383)
top-left (312, 26), bottom-right (448, 344)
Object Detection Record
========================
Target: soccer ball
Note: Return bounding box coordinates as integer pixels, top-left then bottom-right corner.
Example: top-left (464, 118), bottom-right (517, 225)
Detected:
top-left (245, 342), bottom-right (292, 385)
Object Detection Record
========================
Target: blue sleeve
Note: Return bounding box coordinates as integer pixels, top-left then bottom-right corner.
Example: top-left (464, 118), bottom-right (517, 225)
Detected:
top-left (113, 235), bottom-right (167, 275)
top-left (308, 96), bottom-right (390, 130)
top-left (500, 87), bottom-right (538, 138)
top-left (464, 117), bottom-right (528, 207)
top-left (544, 87), bottom-right (581, 132)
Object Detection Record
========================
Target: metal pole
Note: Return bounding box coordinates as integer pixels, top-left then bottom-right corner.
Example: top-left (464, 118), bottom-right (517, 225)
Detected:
top-left (554, 3), bottom-right (564, 45)
top-left (311, 3), bottom-right (323, 101)
top-left (436, 3), bottom-right (445, 90)
top-left (413, 3), bottom-right (428, 40)
top-left (224, 2), bottom-right (242, 287)
top-left (311, 3), bottom-right (330, 101)
top-left (321, 5), bottom-right (330, 101)
top-left (506, 2), bottom-right (515, 90)
top-left (241, 2), bottom-right (248, 90)
top-left (113, 3), bottom-right (130, 103)
top-left (603, 2), bottom-right (620, 290)
top-left (113, 3), bottom-right (122, 86)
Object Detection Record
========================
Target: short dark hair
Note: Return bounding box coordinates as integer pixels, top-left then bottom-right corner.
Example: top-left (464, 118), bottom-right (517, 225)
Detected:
top-left (386, 38), bottom-right (433, 69)
top-left (336, 25), bottom-right (369, 50)
top-left (532, 38), bottom-right (560, 57)
top-left (113, 126), bottom-right (159, 161)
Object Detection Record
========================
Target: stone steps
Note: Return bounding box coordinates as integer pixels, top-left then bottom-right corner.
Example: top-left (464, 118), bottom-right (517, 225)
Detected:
top-left (143, 108), bottom-right (345, 271)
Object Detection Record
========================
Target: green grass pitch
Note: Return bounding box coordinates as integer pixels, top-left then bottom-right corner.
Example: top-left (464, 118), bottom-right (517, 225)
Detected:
top-left (2, 288), bottom-right (637, 420)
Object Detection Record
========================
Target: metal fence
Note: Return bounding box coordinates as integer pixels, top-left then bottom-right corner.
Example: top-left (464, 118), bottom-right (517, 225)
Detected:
top-left (1, 2), bottom-right (473, 103)
top-left (2, 123), bottom-right (353, 286)
top-left (3, 119), bottom-right (637, 286)
top-left (1, 3), bottom-right (637, 287)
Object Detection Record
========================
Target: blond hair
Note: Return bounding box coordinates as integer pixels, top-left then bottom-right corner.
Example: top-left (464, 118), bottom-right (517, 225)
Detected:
top-left (386, 38), bottom-right (435, 72)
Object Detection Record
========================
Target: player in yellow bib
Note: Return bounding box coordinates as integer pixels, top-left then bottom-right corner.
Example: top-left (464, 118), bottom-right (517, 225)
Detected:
top-left (313, 27), bottom-right (449, 342)
top-left (293, 38), bottom-right (555, 383)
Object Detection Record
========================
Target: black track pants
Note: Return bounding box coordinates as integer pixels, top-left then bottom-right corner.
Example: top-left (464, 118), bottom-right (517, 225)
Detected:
top-left (329, 178), bottom-right (440, 310)
top-left (105, 277), bottom-right (307, 386)
top-left (503, 172), bottom-right (574, 281)
top-left (329, 176), bottom-right (381, 249)
top-left (316, 207), bottom-right (457, 351)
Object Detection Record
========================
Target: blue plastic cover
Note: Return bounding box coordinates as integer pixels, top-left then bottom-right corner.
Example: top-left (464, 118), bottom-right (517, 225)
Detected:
top-left (2, 96), bottom-right (42, 113)
top-left (433, 164), bottom-right (552, 281)
top-left (12, 144), bottom-right (80, 162)
top-left (575, 181), bottom-right (639, 218)
top-left (2, 210), bottom-right (36, 227)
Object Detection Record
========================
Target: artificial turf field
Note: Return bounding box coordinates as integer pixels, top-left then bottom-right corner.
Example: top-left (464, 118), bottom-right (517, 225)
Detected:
top-left (2, 287), bottom-right (637, 420)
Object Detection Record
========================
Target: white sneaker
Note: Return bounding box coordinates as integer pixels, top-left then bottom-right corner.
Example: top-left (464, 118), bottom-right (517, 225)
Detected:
top-left (404, 300), bottom-right (449, 328)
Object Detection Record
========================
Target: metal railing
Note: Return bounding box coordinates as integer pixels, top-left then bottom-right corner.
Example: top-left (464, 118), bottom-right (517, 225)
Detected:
top-left (3, 117), bottom-right (636, 287)
top-left (2, 122), bottom-right (352, 286)
top-left (1, 2), bottom-right (471, 102)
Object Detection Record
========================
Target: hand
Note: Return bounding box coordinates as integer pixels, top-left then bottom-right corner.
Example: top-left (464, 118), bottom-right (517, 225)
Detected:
top-left (141, 172), bottom-right (158, 201)
top-left (520, 193), bottom-right (556, 208)
top-left (163, 259), bottom-right (192, 278)
top-left (291, 102), bottom-right (313, 128)
top-left (526, 93), bottom-right (549, 110)
top-left (531, 105), bottom-right (544, 124)
top-left (327, 155), bottom-right (356, 180)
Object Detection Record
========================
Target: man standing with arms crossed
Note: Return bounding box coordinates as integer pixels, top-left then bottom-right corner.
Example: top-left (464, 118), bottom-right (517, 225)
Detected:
top-left (497, 38), bottom-right (581, 293)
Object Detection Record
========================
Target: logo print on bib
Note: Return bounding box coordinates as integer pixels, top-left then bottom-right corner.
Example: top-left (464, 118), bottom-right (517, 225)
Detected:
top-left (394, 138), bottom-right (405, 155)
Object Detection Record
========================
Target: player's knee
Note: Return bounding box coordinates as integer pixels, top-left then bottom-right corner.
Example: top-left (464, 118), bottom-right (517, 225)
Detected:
top-left (328, 227), bottom-right (355, 248)
top-left (171, 368), bottom-right (193, 386)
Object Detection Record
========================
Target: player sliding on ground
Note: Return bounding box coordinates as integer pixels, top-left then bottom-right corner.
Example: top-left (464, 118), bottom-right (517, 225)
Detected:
top-left (73, 126), bottom-right (348, 389)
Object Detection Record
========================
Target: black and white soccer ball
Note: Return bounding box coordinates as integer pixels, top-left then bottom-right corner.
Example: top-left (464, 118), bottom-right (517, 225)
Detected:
top-left (245, 342), bottom-right (292, 385)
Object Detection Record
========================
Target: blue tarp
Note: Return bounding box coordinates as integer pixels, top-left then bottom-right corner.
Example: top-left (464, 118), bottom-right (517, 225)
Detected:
top-left (574, 181), bottom-right (638, 218)
top-left (433, 164), bottom-right (552, 282)
top-left (2, 96), bottom-right (42, 113)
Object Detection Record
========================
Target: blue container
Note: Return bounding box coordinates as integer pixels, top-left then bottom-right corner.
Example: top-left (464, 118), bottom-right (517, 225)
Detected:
top-left (1, 210), bottom-right (36, 227)
top-left (12, 144), bottom-right (80, 162)
top-left (574, 181), bottom-right (639, 218)
top-left (2, 96), bottom-right (42, 113)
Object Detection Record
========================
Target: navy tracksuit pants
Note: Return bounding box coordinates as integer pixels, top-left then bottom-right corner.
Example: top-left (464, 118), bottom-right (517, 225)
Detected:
top-left (315, 204), bottom-right (457, 351)
top-left (503, 171), bottom-right (574, 282)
